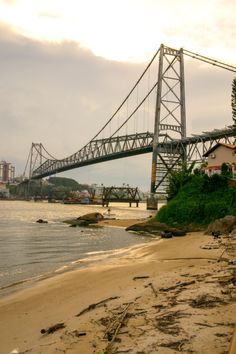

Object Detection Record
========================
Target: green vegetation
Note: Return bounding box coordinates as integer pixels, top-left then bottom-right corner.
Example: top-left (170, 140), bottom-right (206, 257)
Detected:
top-left (156, 167), bottom-right (236, 228)
top-left (232, 77), bottom-right (236, 124)
top-left (14, 177), bottom-right (91, 200)
top-left (48, 177), bottom-right (79, 189)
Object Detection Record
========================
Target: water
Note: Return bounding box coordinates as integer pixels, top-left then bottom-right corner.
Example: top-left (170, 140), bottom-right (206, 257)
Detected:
top-left (0, 200), bottom-right (156, 295)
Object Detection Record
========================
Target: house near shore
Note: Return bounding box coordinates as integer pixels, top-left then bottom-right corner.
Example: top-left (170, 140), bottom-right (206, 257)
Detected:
top-left (203, 143), bottom-right (236, 178)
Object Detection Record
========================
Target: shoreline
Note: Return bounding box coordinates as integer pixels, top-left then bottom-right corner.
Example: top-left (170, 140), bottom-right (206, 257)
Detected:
top-left (0, 223), bottom-right (235, 354)
top-left (0, 218), bottom-right (150, 298)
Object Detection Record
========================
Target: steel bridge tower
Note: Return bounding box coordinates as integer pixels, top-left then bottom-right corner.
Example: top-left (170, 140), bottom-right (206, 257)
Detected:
top-left (150, 44), bottom-right (186, 195)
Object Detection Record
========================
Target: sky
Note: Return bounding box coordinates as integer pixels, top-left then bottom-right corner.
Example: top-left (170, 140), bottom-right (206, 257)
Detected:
top-left (0, 0), bottom-right (236, 191)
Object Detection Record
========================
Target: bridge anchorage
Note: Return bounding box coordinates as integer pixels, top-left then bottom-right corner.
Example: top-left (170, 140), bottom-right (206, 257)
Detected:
top-left (24, 44), bottom-right (236, 209)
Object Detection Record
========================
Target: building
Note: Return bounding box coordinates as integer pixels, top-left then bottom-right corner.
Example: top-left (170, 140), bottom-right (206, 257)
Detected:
top-left (0, 182), bottom-right (10, 198)
top-left (203, 143), bottom-right (236, 177)
top-left (0, 161), bottom-right (15, 183)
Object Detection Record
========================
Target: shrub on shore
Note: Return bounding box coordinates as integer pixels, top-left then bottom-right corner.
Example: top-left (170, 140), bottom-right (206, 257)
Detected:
top-left (156, 173), bottom-right (236, 228)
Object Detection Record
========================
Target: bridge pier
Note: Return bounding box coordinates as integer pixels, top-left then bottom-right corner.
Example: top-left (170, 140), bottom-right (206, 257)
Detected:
top-left (129, 201), bottom-right (139, 207)
top-left (146, 194), bottom-right (158, 210)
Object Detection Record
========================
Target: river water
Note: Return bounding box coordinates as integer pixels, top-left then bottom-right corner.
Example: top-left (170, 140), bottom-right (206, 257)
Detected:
top-left (0, 200), bottom-right (157, 295)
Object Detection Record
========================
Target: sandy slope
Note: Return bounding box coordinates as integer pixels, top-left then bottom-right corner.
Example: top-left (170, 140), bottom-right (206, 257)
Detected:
top-left (0, 227), bottom-right (235, 354)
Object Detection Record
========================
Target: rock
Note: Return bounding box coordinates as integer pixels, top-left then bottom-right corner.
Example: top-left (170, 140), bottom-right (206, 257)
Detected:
top-left (36, 219), bottom-right (48, 223)
top-left (77, 212), bottom-right (104, 223)
top-left (172, 230), bottom-right (186, 237)
top-left (230, 227), bottom-right (236, 236)
top-left (161, 231), bottom-right (173, 239)
top-left (126, 220), bottom-right (186, 237)
top-left (63, 212), bottom-right (104, 227)
top-left (205, 215), bottom-right (236, 235)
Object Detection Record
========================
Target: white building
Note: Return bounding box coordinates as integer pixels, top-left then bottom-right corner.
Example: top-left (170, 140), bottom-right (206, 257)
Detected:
top-left (203, 143), bottom-right (236, 178)
top-left (0, 161), bottom-right (15, 182)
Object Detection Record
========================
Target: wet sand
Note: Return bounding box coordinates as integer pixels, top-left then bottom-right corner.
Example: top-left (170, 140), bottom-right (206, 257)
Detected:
top-left (0, 220), bottom-right (235, 354)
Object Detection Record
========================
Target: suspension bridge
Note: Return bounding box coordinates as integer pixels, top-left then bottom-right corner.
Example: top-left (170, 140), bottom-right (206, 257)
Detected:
top-left (24, 44), bottom-right (236, 198)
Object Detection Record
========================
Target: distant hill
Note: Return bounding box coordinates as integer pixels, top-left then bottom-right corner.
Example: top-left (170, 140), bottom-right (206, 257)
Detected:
top-left (48, 177), bottom-right (79, 190)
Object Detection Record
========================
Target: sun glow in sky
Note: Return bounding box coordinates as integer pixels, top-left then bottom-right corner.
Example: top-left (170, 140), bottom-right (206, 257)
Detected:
top-left (0, 0), bottom-right (236, 63)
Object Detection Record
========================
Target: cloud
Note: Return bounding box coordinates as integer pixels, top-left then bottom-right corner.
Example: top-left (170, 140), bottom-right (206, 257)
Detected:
top-left (0, 23), bottom-right (234, 191)
top-left (0, 24), bottom-right (149, 184)
top-left (2, 0), bottom-right (17, 4)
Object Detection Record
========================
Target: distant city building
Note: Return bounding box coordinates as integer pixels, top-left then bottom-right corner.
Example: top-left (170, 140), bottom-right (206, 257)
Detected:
top-left (0, 161), bottom-right (15, 182)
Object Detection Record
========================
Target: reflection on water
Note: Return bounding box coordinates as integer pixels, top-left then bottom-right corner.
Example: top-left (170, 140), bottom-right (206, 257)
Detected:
top-left (0, 201), bottom-right (157, 291)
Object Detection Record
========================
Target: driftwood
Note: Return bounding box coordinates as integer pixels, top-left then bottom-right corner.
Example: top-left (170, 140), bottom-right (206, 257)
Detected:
top-left (189, 294), bottom-right (225, 308)
top-left (148, 282), bottom-right (158, 297)
top-left (159, 339), bottom-right (189, 351)
top-left (104, 303), bottom-right (131, 354)
top-left (155, 310), bottom-right (190, 336)
top-left (76, 296), bottom-right (119, 317)
top-left (194, 322), bottom-right (215, 328)
top-left (41, 322), bottom-right (65, 334)
top-left (66, 329), bottom-right (86, 337)
top-left (133, 276), bottom-right (150, 280)
top-left (159, 280), bottom-right (195, 292)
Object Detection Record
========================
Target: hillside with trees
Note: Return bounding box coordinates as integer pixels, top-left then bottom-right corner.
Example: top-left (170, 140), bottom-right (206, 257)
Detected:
top-left (156, 164), bottom-right (236, 229)
top-left (48, 177), bottom-right (79, 189)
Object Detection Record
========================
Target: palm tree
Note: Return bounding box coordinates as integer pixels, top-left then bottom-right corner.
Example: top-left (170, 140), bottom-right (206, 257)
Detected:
top-left (232, 77), bottom-right (236, 124)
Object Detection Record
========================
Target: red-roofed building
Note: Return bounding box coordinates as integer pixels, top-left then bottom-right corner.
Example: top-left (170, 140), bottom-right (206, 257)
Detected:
top-left (203, 143), bottom-right (236, 177)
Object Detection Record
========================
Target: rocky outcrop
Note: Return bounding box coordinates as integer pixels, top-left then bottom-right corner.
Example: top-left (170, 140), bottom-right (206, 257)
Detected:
top-left (205, 215), bottom-right (236, 235)
top-left (78, 212), bottom-right (104, 222)
top-left (63, 212), bottom-right (104, 227)
top-left (126, 220), bottom-right (186, 238)
top-left (36, 219), bottom-right (48, 223)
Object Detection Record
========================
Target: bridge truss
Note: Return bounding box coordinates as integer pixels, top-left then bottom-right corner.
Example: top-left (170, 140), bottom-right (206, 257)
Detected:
top-left (25, 44), bottom-right (236, 194)
top-left (30, 126), bottom-right (236, 181)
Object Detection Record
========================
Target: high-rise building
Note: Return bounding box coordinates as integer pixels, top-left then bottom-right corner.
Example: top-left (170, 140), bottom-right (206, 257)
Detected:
top-left (0, 161), bottom-right (15, 182)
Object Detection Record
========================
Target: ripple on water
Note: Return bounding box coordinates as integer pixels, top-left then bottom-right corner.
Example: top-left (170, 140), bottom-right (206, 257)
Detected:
top-left (0, 200), bottom-right (156, 293)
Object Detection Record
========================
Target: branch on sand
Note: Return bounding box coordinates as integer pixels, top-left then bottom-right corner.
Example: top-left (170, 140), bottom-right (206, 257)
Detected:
top-left (75, 296), bottom-right (119, 317)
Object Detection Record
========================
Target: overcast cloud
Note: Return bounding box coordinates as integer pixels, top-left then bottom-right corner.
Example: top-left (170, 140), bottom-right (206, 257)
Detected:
top-left (0, 1), bottom-right (235, 191)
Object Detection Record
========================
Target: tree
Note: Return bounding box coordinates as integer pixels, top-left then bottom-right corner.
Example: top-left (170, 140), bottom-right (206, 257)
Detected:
top-left (48, 177), bottom-right (79, 189)
top-left (231, 77), bottom-right (236, 124)
top-left (167, 161), bottom-right (195, 200)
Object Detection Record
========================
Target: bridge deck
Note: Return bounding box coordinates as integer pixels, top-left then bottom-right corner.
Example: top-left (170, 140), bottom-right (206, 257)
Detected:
top-left (31, 127), bottom-right (236, 180)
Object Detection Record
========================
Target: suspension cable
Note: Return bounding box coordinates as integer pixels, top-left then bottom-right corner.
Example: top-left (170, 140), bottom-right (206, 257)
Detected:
top-left (41, 145), bottom-right (58, 160)
top-left (22, 147), bottom-right (31, 178)
top-left (109, 81), bottom-right (158, 138)
top-left (32, 144), bottom-right (53, 160)
top-left (88, 47), bottom-right (161, 142)
top-left (183, 49), bottom-right (236, 73)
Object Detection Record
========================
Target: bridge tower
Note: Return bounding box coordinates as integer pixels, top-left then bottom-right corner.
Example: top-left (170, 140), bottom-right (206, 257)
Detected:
top-left (23, 143), bottom-right (43, 197)
top-left (150, 44), bottom-right (186, 195)
top-left (28, 143), bottom-right (43, 179)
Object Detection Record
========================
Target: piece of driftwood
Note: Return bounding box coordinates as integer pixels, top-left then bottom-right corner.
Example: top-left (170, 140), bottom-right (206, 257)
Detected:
top-left (194, 322), bottom-right (215, 327)
top-left (159, 280), bottom-right (195, 292)
top-left (41, 322), bottom-right (65, 334)
top-left (159, 339), bottom-right (189, 351)
top-left (229, 324), bottom-right (236, 354)
top-left (66, 329), bottom-right (87, 337)
top-left (76, 296), bottom-right (119, 317)
top-left (148, 282), bottom-right (158, 297)
top-left (189, 294), bottom-right (225, 308)
top-left (133, 276), bottom-right (150, 280)
top-left (104, 303), bottom-right (131, 354)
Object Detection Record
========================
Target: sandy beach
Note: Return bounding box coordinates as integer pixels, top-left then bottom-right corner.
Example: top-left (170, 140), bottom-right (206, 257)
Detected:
top-left (0, 219), bottom-right (235, 354)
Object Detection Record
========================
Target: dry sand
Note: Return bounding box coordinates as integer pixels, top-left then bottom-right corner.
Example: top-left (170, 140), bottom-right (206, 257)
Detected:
top-left (0, 219), bottom-right (236, 354)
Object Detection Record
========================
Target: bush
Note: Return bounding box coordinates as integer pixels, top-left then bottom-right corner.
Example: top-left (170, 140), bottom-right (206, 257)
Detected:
top-left (156, 173), bottom-right (236, 227)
